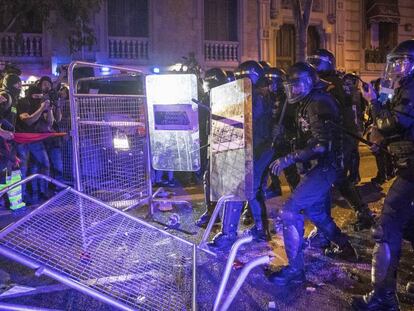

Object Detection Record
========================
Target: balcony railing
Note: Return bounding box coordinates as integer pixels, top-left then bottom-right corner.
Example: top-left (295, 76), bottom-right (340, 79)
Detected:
top-left (108, 36), bottom-right (149, 60)
top-left (0, 33), bottom-right (43, 57)
top-left (204, 40), bottom-right (239, 62)
top-left (365, 48), bottom-right (389, 64)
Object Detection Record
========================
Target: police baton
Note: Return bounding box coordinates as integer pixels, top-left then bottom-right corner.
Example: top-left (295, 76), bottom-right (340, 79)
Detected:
top-left (325, 120), bottom-right (392, 156)
top-left (191, 98), bottom-right (211, 112)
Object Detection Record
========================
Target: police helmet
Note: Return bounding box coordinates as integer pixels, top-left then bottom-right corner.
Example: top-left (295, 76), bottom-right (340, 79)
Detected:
top-left (234, 60), bottom-right (264, 86)
top-left (284, 62), bottom-right (318, 103)
top-left (307, 49), bottom-right (336, 74)
top-left (265, 67), bottom-right (286, 93)
top-left (203, 68), bottom-right (228, 92)
top-left (381, 39), bottom-right (414, 91)
top-left (1, 74), bottom-right (21, 97)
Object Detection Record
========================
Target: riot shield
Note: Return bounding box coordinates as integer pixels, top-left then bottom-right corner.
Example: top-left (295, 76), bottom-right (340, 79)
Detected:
top-left (210, 78), bottom-right (253, 201)
top-left (146, 74), bottom-right (200, 171)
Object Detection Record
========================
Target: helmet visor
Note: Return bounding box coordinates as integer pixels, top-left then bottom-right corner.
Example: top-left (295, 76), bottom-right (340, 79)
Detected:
top-left (306, 55), bottom-right (332, 71)
top-left (381, 56), bottom-right (414, 91)
top-left (283, 76), bottom-right (313, 103)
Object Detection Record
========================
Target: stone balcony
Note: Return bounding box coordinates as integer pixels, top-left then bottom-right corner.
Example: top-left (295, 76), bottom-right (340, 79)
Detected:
top-left (204, 40), bottom-right (239, 67)
top-left (0, 33), bottom-right (43, 60)
top-left (108, 36), bottom-right (149, 61)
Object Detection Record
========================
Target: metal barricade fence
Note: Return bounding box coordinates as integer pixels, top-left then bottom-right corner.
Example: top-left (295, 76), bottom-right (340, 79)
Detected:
top-left (68, 62), bottom-right (151, 210)
top-left (59, 99), bottom-right (74, 185)
top-left (0, 174), bottom-right (196, 311)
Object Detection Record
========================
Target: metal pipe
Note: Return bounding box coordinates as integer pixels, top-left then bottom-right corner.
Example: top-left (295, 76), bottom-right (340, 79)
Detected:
top-left (0, 246), bottom-right (135, 311)
top-left (68, 61), bottom-right (82, 192)
top-left (73, 94), bottom-right (145, 98)
top-left (192, 244), bottom-right (197, 311)
top-left (39, 267), bottom-right (134, 311)
top-left (0, 303), bottom-right (62, 311)
top-left (219, 256), bottom-right (270, 311)
top-left (213, 235), bottom-right (253, 311)
top-left (199, 194), bottom-right (235, 248)
top-left (0, 174), bottom-right (68, 197)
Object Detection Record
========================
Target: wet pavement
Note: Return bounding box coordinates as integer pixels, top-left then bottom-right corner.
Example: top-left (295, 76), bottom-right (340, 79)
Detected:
top-left (0, 147), bottom-right (413, 310)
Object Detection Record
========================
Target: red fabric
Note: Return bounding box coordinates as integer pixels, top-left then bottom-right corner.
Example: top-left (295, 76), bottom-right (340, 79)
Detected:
top-left (13, 132), bottom-right (67, 144)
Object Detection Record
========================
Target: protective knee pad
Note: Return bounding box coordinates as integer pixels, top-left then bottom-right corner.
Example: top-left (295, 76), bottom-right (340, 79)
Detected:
top-left (372, 225), bottom-right (387, 243)
top-left (372, 242), bottom-right (391, 285)
top-left (283, 224), bottom-right (301, 261)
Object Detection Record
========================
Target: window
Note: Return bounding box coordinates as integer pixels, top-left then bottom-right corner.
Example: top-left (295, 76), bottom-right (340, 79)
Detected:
top-left (276, 24), bottom-right (296, 70)
top-left (307, 26), bottom-right (321, 55)
top-left (204, 0), bottom-right (238, 41)
top-left (108, 0), bottom-right (148, 37)
top-left (378, 22), bottom-right (397, 51)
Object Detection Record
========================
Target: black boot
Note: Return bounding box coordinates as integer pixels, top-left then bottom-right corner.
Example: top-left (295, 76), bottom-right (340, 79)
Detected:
top-left (244, 224), bottom-right (271, 242)
top-left (267, 265), bottom-right (305, 286)
top-left (306, 227), bottom-right (330, 249)
top-left (195, 203), bottom-right (220, 228)
top-left (208, 201), bottom-right (243, 251)
top-left (351, 290), bottom-right (400, 311)
top-left (352, 209), bottom-right (375, 231)
top-left (241, 203), bottom-right (253, 226)
top-left (325, 241), bottom-right (359, 262)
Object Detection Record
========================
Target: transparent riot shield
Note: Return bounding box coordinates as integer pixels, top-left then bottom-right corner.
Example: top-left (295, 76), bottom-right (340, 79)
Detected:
top-left (146, 74), bottom-right (200, 171)
top-left (210, 78), bottom-right (254, 201)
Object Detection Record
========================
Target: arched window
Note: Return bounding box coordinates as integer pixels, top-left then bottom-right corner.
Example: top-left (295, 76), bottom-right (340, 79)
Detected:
top-left (204, 0), bottom-right (238, 41)
top-left (108, 0), bottom-right (148, 37)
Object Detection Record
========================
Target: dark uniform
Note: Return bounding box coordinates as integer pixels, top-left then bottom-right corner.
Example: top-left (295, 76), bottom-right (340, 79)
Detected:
top-left (266, 67), bottom-right (300, 196)
top-left (267, 62), bottom-right (358, 286)
top-left (195, 68), bottom-right (229, 228)
top-left (307, 50), bottom-right (373, 246)
top-left (352, 40), bottom-right (414, 311)
top-left (209, 61), bottom-right (273, 249)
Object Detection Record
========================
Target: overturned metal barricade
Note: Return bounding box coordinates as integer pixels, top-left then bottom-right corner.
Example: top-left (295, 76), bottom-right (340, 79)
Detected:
top-left (68, 62), bottom-right (151, 210)
top-left (0, 175), bottom-right (196, 311)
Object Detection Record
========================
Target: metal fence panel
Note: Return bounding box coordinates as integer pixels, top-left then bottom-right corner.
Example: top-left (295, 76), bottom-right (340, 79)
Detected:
top-left (68, 62), bottom-right (151, 210)
top-left (59, 99), bottom-right (73, 185)
top-left (74, 95), bottom-right (149, 209)
top-left (0, 188), bottom-right (195, 311)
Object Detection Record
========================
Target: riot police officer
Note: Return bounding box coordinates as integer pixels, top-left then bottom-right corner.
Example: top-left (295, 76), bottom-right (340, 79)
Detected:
top-left (352, 39), bottom-right (414, 311)
top-left (209, 60), bottom-right (273, 249)
top-left (266, 62), bottom-right (358, 286)
top-left (265, 66), bottom-right (300, 197)
top-left (307, 50), bottom-right (373, 246)
top-left (195, 68), bottom-right (228, 228)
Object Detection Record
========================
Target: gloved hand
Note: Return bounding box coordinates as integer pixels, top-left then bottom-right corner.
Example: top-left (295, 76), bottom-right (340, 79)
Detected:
top-left (269, 154), bottom-right (295, 176)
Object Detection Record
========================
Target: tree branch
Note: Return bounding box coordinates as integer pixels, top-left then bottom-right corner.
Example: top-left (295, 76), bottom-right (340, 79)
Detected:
top-left (303, 0), bottom-right (313, 27)
top-left (291, 0), bottom-right (303, 27)
top-left (2, 12), bottom-right (23, 33)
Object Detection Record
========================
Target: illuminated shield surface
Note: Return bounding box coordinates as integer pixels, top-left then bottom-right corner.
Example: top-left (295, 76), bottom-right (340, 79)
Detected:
top-left (146, 74), bottom-right (200, 171)
top-left (210, 78), bottom-right (253, 201)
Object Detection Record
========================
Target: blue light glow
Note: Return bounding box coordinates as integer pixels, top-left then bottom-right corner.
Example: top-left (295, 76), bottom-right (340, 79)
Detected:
top-left (152, 67), bottom-right (161, 74)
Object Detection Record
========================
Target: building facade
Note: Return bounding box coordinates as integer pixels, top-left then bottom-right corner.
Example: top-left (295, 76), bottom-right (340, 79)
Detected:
top-left (0, 0), bottom-right (413, 81)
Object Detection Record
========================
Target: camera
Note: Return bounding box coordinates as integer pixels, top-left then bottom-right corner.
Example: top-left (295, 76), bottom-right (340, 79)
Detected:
top-left (42, 89), bottom-right (59, 107)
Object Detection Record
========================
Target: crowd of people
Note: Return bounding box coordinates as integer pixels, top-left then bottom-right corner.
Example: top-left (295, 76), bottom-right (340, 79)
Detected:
top-left (0, 69), bottom-right (68, 207)
top-left (196, 41), bottom-right (414, 311)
